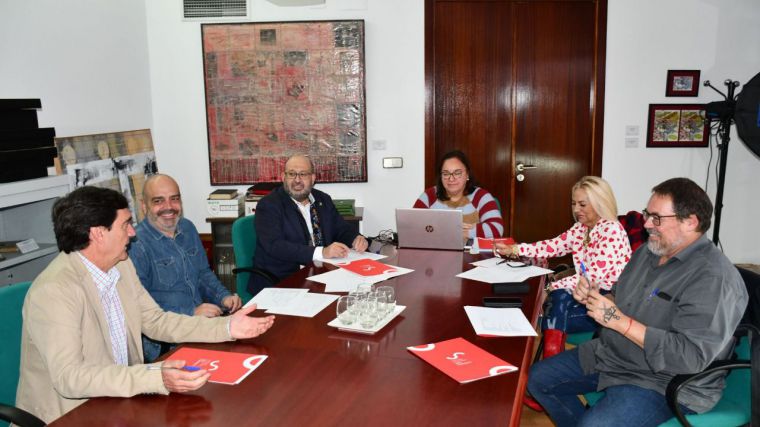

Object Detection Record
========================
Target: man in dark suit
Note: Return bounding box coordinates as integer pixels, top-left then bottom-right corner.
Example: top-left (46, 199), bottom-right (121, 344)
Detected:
top-left (248, 155), bottom-right (368, 295)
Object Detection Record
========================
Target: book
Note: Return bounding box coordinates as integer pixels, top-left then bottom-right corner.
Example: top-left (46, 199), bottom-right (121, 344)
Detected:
top-left (333, 199), bottom-right (356, 216)
top-left (476, 237), bottom-right (516, 251)
top-left (208, 189), bottom-right (239, 200)
top-left (338, 258), bottom-right (399, 277)
top-left (407, 337), bottom-right (517, 383)
top-left (164, 347), bottom-right (268, 385)
top-left (0, 240), bottom-right (20, 253)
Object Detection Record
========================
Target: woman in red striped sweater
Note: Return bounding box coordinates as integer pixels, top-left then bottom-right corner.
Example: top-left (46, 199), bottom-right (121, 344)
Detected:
top-left (414, 150), bottom-right (504, 240)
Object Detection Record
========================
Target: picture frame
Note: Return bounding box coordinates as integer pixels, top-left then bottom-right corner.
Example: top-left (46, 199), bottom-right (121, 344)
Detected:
top-left (666, 70), bottom-right (700, 97)
top-left (201, 20), bottom-right (368, 185)
top-left (646, 104), bottom-right (709, 148)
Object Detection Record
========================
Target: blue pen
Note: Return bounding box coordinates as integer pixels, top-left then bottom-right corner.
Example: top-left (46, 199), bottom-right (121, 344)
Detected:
top-left (147, 365), bottom-right (202, 372)
top-left (648, 288), bottom-right (660, 301)
top-left (579, 261), bottom-right (591, 281)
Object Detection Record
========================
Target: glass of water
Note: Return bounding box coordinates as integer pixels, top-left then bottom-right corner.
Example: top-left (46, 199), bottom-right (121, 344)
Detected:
top-left (358, 294), bottom-right (380, 328)
top-left (336, 295), bottom-right (356, 326)
top-left (357, 282), bottom-right (375, 295)
top-left (376, 286), bottom-right (396, 317)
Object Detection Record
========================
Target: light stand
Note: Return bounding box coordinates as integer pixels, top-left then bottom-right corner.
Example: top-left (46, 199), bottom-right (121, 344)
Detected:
top-left (704, 79), bottom-right (740, 246)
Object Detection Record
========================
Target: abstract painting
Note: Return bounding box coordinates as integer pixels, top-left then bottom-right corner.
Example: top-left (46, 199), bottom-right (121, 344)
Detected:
top-left (201, 20), bottom-right (367, 184)
top-left (54, 129), bottom-right (158, 222)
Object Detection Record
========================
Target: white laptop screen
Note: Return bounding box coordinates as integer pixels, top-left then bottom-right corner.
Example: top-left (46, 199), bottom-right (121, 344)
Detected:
top-left (395, 208), bottom-right (464, 250)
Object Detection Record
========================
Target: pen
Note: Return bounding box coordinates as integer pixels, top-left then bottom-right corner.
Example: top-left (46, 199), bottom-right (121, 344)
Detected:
top-left (147, 365), bottom-right (202, 372)
top-left (579, 261), bottom-right (591, 281)
top-left (648, 288), bottom-right (660, 301)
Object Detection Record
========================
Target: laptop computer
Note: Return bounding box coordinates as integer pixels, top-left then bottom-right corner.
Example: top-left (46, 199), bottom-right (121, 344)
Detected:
top-left (395, 208), bottom-right (464, 250)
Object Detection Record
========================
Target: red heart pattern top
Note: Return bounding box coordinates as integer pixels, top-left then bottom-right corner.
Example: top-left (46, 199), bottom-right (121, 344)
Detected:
top-left (518, 219), bottom-right (632, 291)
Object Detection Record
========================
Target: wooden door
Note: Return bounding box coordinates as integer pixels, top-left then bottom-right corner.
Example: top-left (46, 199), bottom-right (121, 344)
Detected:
top-left (426, 0), bottom-right (606, 243)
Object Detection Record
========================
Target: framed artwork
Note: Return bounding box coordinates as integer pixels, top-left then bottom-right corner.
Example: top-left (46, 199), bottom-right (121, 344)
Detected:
top-left (54, 129), bottom-right (158, 222)
top-left (201, 20), bottom-right (367, 184)
top-left (646, 104), bottom-right (709, 148)
top-left (666, 70), bottom-right (700, 97)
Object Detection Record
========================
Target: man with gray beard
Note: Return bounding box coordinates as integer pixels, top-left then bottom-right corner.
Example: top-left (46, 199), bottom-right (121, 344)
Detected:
top-left (248, 155), bottom-right (368, 296)
top-left (527, 177), bottom-right (748, 427)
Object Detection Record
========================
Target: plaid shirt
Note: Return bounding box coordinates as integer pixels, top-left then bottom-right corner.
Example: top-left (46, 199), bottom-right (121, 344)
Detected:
top-left (78, 252), bottom-right (128, 365)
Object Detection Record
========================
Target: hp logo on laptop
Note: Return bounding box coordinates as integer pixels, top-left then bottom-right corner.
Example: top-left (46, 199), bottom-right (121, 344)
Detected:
top-left (425, 225), bottom-right (434, 233)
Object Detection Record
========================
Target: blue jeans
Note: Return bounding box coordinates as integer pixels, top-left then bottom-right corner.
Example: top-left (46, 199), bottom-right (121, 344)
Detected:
top-left (527, 348), bottom-right (691, 427)
top-left (541, 289), bottom-right (607, 333)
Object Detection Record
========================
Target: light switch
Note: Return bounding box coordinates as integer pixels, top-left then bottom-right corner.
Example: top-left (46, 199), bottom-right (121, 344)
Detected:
top-left (625, 137), bottom-right (639, 148)
top-left (383, 157), bottom-right (403, 168)
top-left (625, 125), bottom-right (640, 136)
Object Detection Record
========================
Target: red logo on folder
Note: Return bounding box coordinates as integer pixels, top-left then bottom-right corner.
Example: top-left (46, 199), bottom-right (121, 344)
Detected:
top-left (476, 237), bottom-right (515, 250)
top-left (407, 337), bottom-right (517, 383)
top-left (338, 258), bottom-right (397, 277)
top-left (165, 347), bottom-right (268, 385)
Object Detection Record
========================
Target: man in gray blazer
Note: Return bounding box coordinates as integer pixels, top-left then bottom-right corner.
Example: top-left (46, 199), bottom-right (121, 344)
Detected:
top-left (15, 186), bottom-right (275, 423)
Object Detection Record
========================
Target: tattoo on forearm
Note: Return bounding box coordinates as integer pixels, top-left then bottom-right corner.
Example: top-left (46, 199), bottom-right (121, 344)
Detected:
top-left (602, 305), bottom-right (620, 324)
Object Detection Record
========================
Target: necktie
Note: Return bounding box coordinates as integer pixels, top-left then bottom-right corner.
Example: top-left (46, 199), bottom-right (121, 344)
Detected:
top-left (310, 203), bottom-right (324, 246)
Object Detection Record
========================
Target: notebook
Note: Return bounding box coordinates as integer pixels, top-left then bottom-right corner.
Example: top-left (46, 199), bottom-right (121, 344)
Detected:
top-left (395, 208), bottom-right (464, 250)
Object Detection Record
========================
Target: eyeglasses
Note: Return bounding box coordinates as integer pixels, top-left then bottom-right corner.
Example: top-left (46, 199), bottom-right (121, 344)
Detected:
top-left (642, 209), bottom-right (678, 226)
top-left (441, 170), bottom-right (465, 180)
top-left (284, 171), bottom-right (313, 180)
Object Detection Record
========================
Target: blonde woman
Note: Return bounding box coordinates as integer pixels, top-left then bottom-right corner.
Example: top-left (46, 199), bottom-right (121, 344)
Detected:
top-left (495, 176), bottom-right (631, 411)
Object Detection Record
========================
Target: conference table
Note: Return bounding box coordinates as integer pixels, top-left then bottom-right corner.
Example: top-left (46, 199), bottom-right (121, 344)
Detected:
top-left (50, 247), bottom-right (546, 427)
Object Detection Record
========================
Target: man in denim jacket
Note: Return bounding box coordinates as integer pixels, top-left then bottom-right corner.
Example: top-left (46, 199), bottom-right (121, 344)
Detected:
top-left (129, 174), bottom-right (242, 361)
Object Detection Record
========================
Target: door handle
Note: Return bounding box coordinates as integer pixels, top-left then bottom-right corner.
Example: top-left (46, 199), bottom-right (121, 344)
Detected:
top-left (516, 163), bottom-right (537, 172)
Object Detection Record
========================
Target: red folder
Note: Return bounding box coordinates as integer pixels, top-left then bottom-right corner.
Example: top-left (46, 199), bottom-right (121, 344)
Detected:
top-left (476, 237), bottom-right (515, 250)
top-left (165, 347), bottom-right (268, 385)
top-left (338, 258), bottom-right (397, 277)
top-left (407, 337), bottom-right (517, 383)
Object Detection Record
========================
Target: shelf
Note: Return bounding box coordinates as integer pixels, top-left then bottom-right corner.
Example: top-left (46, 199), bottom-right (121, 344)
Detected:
top-left (0, 175), bottom-right (71, 209)
top-left (0, 243), bottom-right (58, 270)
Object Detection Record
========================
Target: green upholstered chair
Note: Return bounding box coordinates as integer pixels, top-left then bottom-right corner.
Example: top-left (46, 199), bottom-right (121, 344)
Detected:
top-left (231, 215), bottom-right (277, 303)
top-left (585, 267), bottom-right (760, 426)
top-left (0, 281), bottom-right (46, 427)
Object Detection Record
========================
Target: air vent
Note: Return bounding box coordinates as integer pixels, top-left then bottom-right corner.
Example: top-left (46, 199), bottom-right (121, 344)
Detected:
top-left (183, 0), bottom-right (248, 19)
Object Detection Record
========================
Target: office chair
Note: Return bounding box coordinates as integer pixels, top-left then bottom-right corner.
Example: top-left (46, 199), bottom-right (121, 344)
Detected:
top-left (0, 281), bottom-right (46, 427)
top-left (231, 215), bottom-right (277, 303)
top-left (584, 267), bottom-right (760, 426)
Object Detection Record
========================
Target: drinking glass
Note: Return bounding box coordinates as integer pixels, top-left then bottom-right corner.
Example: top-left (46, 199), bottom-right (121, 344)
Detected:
top-left (359, 294), bottom-right (380, 328)
top-left (376, 286), bottom-right (396, 316)
top-left (336, 295), bottom-right (356, 326)
top-left (357, 282), bottom-right (375, 295)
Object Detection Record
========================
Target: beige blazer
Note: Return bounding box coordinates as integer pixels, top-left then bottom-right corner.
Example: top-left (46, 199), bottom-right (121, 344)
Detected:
top-left (15, 252), bottom-right (233, 423)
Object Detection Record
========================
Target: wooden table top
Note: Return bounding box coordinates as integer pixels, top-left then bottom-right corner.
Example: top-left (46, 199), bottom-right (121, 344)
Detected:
top-left (50, 247), bottom-right (544, 427)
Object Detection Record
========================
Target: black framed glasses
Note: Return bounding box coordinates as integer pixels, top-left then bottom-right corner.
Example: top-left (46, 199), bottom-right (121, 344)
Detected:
top-left (496, 256), bottom-right (530, 268)
top-left (441, 170), bottom-right (465, 180)
top-left (642, 209), bottom-right (678, 226)
top-left (284, 171), bottom-right (313, 180)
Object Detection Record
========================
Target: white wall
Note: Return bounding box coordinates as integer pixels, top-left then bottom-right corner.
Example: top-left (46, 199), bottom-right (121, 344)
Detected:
top-left (2, 0), bottom-right (757, 263)
top-left (144, 0), bottom-right (425, 237)
top-left (602, 0), bottom-right (760, 263)
top-left (0, 0), bottom-right (153, 136)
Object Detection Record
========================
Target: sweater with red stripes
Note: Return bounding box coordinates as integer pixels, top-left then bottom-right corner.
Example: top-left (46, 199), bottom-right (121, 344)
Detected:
top-left (413, 186), bottom-right (504, 238)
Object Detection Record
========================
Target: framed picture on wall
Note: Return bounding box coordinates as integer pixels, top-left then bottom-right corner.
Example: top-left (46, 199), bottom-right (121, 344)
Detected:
top-left (646, 104), bottom-right (709, 148)
top-left (666, 70), bottom-right (700, 97)
top-left (201, 20), bottom-right (367, 185)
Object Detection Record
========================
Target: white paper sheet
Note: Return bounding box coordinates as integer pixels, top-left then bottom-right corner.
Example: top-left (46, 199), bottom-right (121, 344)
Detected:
top-left (307, 265), bottom-right (414, 293)
top-left (315, 249), bottom-right (387, 266)
top-left (464, 306), bottom-right (538, 337)
top-left (242, 288), bottom-right (309, 310)
top-left (456, 264), bottom-right (553, 284)
top-left (264, 292), bottom-right (339, 317)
